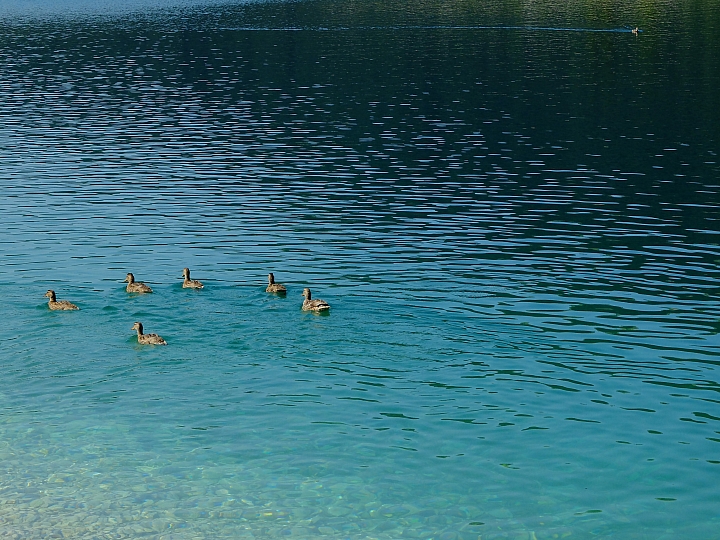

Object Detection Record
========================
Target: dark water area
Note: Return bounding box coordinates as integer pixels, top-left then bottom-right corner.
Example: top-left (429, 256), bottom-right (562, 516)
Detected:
top-left (1, 0), bottom-right (719, 539)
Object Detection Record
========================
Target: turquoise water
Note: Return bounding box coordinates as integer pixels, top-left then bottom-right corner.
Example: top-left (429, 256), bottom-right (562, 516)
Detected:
top-left (1, 0), bottom-right (720, 538)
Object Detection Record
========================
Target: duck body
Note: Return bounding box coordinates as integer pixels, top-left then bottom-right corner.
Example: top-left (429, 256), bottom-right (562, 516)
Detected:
top-left (266, 273), bottom-right (287, 294)
top-left (45, 290), bottom-right (79, 311)
top-left (131, 322), bottom-right (166, 345)
top-left (125, 273), bottom-right (152, 293)
top-left (182, 268), bottom-right (203, 289)
top-left (301, 288), bottom-right (330, 312)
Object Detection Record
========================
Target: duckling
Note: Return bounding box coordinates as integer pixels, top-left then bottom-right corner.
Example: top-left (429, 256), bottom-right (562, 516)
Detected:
top-left (124, 273), bottom-right (152, 293)
top-left (301, 288), bottom-right (330, 312)
top-left (182, 267), bottom-right (203, 289)
top-left (266, 273), bottom-right (287, 294)
top-left (44, 290), bottom-right (79, 311)
top-left (131, 322), bottom-right (167, 345)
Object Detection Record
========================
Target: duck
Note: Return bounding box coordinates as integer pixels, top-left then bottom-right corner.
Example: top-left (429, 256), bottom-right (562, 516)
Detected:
top-left (124, 273), bottom-right (153, 293)
top-left (131, 322), bottom-right (167, 345)
top-left (631, 27), bottom-right (639, 35)
top-left (44, 290), bottom-right (79, 311)
top-left (182, 267), bottom-right (203, 289)
top-left (266, 273), bottom-right (287, 294)
top-left (301, 288), bottom-right (330, 312)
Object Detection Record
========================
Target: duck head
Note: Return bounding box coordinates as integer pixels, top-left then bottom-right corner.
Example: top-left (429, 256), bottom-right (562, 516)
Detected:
top-left (131, 322), bottom-right (143, 334)
top-left (44, 290), bottom-right (56, 301)
top-left (302, 288), bottom-right (311, 300)
top-left (124, 273), bottom-right (135, 283)
top-left (182, 268), bottom-right (191, 279)
top-left (268, 273), bottom-right (276, 285)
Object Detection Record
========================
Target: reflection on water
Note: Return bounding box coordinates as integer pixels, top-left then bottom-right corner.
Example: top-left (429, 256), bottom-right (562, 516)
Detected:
top-left (0, 0), bottom-right (719, 538)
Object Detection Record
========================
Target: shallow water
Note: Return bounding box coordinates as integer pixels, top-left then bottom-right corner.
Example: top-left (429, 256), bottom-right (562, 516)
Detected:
top-left (1, 0), bottom-right (719, 538)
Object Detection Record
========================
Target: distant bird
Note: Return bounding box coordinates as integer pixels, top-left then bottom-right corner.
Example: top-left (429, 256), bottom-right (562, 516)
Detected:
top-left (124, 273), bottom-right (152, 293)
top-left (266, 273), bottom-right (287, 294)
top-left (44, 290), bottom-right (79, 311)
top-left (182, 268), bottom-right (203, 289)
top-left (632, 27), bottom-right (639, 35)
top-left (131, 322), bottom-right (167, 345)
top-left (301, 288), bottom-right (330, 312)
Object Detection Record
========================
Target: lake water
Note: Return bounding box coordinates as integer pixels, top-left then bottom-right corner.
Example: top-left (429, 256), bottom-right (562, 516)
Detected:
top-left (1, 0), bottom-right (719, 538)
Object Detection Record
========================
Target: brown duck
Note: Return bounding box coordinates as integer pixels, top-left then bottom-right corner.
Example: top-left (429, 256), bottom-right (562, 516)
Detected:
top-left (301, 288), bottom-right (330, 312)
top-left (44, 290), bottom-right (79, 311)
top-left (131, 322), bottom-right (167, 345)
top-left (124, 273), bottom-right (152, 293)
top-left (182, 268), bottom-right (203, 289)
top-left (266, 273), bottom-right (287, 294)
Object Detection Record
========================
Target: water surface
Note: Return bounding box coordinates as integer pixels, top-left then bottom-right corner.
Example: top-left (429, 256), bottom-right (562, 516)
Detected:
top-left (1, 0), bottom-right (719, 538)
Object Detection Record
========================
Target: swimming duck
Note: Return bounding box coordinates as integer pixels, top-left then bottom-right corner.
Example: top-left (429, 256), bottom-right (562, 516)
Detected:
top-left (182, 267), bottom-right (203, 289)
top-left (44, 290), bottom-right (79, 311)
top-left (632, 27), bottom-right (639, 35)
top-left (266, 273), bottom-right (287, 294)
top-left (301, 288), bottom-right (330, 312)
top-left (131, 322), bottom-right (167, 345)
top-left (124, 273), bottom-right (152, 293)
